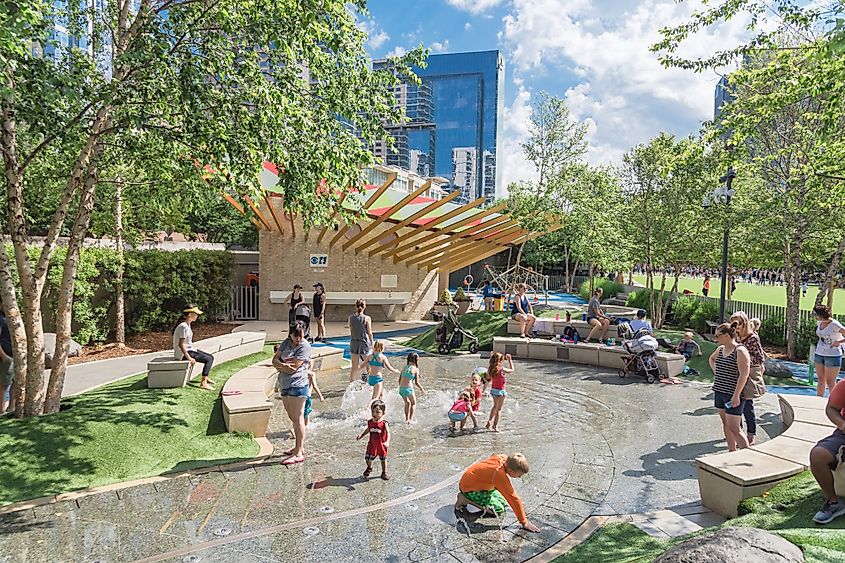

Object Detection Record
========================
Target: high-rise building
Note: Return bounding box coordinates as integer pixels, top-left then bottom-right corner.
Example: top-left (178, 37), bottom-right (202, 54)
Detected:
top-left (374, 50), bottom-right (504, 204)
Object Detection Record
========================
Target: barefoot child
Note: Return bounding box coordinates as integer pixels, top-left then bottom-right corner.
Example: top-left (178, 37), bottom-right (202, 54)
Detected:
top-left (448, 390), bottom-right (478, 433)
top-left (398, 352), bottom-right (426, 423)
top-left (455, 453), bottom-right (540, 533)
top-left (356, 400), bottom-right (390, 480)
top-left (367, 340), bottom-right (400, 403)
top-left (486, 352), bottom-right (513, 432)
top-left (469, 372), bottom-right (483, 413)
top-left (303, 370), bottom-right (325, 427)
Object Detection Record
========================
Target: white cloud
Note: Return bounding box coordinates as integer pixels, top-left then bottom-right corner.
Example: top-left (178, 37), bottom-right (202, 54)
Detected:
top-left (386, 45), bottom-right (408, 58)
top-left (431, 40), bottom-right (450, 53)
top-left (446, 0), bottom-right (505, 14)
top-left (357, 18), bottom-right (391, 51)
top-left (499, 0), bottom-right (754, 170)
top-left (465, 22), bottom-right (473, 30)
top-left (499, 81), bottom-right (536, 190)
top-left (368, 30), bottom-right (390, 49)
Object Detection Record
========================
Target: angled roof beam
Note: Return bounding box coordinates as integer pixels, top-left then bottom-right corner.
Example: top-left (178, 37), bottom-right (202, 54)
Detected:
top-left (316, 192), bottom-right (347, 245)
top-left (397, 216), bottom-right (515, 266)
top-left (425, 227), bottom-right (529, 269)
top-left (342, 180), bottom-right (432, 251)
top-left (330, 173), bottom-right (396, 247)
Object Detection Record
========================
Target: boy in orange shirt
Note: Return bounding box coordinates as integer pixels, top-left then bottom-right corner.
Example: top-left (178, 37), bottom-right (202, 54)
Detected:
top-left (455, 453), bottom-right (540, 533)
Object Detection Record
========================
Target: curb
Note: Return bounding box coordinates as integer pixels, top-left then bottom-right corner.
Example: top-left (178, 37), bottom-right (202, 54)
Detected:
top-left (0, 436), bottom-right (275, 516)
top-left (525, 515), bottom-right (609, 562)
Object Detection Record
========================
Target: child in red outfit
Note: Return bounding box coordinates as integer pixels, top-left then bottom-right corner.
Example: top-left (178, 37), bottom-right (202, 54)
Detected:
top-left (357, 400), bottom-right (390, 480)
top-left (469, 372), bottom-right (483, 412)
top-left (448, 390), bottom-right (478, 433)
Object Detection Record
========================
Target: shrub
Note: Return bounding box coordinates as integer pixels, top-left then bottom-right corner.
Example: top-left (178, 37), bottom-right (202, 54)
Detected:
top-left (453, 287), bottom-right (468, 301)
top-left (759, 316), bottom-right (787, 347)
top-left (671, 296), bottom-right (698, 328)
top-left (795, 319), bottom-right (818, 361)
top-left (579, 279), bottom-right (623, 302)
top-left (437, 289), bottom-right (453, 305)
top-left (690, 300), bottom-right (719, 333)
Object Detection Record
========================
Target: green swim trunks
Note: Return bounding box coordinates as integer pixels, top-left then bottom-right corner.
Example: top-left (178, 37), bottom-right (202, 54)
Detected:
top-left (462, 489), bottom-right (507, 515)
top-left (0, 358), bottom-right (12, 387)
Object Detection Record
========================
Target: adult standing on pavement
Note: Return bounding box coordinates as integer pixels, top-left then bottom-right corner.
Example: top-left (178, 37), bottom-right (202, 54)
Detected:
top-left (274, 321), bottom-right (311, 465)
top-left (313, 282), bottom-right (326, 343)
top-left (0, 307), bottom-right (14, 414)
top-left (730, 311), bottom-right (766, 445)
top-left (172, 305), bottom-right (215, 390)
top-left (812, 305), bottom-right (845, 398)
top-left (349, 299), bottom-right (374, 382)
top-left (284, 284), bottom-right (304, 329)
top-left (708, 322), bottom-right (751, 451)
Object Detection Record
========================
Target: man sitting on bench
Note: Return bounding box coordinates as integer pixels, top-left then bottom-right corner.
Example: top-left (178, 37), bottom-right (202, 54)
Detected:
top-left (809, 377), bottom-right (845, 524)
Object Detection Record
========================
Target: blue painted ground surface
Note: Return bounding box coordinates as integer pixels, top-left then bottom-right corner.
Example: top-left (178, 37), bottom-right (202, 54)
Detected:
top-left (314, 325), bottom-right (430, 361)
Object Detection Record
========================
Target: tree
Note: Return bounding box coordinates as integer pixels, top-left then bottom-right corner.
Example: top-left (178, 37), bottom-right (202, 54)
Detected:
top-left (1, 0), bottom-right (424, 416)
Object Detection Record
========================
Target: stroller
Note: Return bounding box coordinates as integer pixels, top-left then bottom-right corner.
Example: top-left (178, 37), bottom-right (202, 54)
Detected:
top-left (291, 302), bottom-right (313, 342)
top-left (618, 332), bottom-right (666, 384)
top-left (434, 305), bottom-right (480, 355)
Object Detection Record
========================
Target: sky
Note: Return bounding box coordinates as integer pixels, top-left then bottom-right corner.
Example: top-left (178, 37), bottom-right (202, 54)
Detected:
top-left (362, 0), bottom-right (755, 189)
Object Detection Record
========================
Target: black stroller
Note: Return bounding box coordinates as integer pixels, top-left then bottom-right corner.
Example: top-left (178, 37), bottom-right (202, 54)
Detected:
top-left (434, 305), bottom-right (479, 355)
top-left (618, 332), bottom-right (666, 384)
top-left (291, 302), bottom-right (313, 342)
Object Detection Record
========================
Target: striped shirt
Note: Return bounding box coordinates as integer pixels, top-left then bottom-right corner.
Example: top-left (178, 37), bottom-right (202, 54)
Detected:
top-left (713, 345), bottom-right (743, 395)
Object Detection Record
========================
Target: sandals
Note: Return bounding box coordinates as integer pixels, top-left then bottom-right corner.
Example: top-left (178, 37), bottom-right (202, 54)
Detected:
top-left (363, 467), bottom-right (373, 477)
top-left (381, 472), bottom-right (390, 481)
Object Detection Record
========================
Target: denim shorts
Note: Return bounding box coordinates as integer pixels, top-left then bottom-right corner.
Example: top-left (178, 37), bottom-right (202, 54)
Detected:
top-left (814, 354), bottom-right (842, 368)
top-left (815, 429), bottom-right (845, 470)
top-left (280, 384), bottom-right (310, 398)
top-left (490, 388), bottom-right (506, 397)
top-left (714, 390), bottom-right (746, 416)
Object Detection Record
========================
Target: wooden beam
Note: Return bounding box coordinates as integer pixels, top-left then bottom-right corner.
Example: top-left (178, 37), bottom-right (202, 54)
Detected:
top-left (427, 227), bottom-right (529, 269)
top-left (262, 193), bottom-right (285, 234)
top-left (397, 216), bottom-right (515, 266)
top-left (243, 194), bottom-right (272, 230)
top-left (388, 202), bottom-right (508, 262)
top-left (222, 193), bottom-right (245, 215)
top-left (331, 173), bottom-right (396, 247)
top-left (316, 192), bottom-right (347, 245)
top-left (437, 225), bottom-right (562, 273)
top-left (355, 190), bottom-right (460, 253)
top-left (370, 196), bottom-right (486, 257)
top-left (342, 180), bottom-right (432, 251)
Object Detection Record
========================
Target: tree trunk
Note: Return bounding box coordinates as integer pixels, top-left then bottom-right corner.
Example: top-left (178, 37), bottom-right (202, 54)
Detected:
top-left (0, 247), bottom-right (28, 418)
top-left (588, 261), bottom-right (595, 295)
top-left (784, 236), bottom-right (805, 360)
top-left (816, 234), bottom-right (845, 308)
top-left (115, 177), bottom-right (126, 347)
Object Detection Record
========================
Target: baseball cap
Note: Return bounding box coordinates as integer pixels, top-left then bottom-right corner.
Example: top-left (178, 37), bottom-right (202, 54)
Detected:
top-left (313, 282), bottom-right (324, 289)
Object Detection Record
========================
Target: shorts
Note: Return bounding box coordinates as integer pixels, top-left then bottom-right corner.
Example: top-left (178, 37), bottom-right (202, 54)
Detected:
top-left (490, 388), bottom-right (506, 398)
top-left (365, 442), bottom-right (388, 461)
top-left (350, 341), bottom-right (372, 356)
top-left (448, 411), bottom-right (467, 422)
top-left (461, 489), bottom-right (507, 515)
top-left (814, 354), bottom-right (842, 368)
top-left (814, 429), bottom-right (845, 470)
top-left (279, 384), bottom-right (310, 398)
top-left (304, 396), bottom-right (313, 420)
top-left (714, 390), bottom-right (746, 416)
top-left (680, 351), bottom-right (693, 361)
top-left (399, 386), bottom-right (414, 398)
top-left (367, 375), bottom-right (383, 387)
top-left (586, 315), bottom-right (598, 323)
top-left (0, 358), bottom-right (12, 387)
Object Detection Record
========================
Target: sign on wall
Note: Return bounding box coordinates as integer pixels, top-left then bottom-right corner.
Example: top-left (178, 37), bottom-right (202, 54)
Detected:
top-left (310, 254), bottom-right (328, 270)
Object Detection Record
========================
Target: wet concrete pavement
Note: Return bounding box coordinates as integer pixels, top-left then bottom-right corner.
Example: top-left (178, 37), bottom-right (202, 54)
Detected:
top-left (0, 355), bottom-right (782, 562)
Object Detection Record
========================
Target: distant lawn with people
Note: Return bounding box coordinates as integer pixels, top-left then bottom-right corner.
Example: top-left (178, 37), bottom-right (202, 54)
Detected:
top-left (631, 275), bottom-right (845, 315)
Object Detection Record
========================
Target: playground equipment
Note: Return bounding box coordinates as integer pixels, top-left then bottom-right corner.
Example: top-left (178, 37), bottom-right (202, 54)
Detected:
top-left (481, 264), bottom-right (549, 306)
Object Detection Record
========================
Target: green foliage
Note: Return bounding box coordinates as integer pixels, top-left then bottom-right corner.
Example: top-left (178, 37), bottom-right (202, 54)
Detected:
top-left (579, 279), bottom-right (622, 302)
top-left (403, 312), bottom-right (509, 353)
top-left (453, 287), bottom-right (468, 302)
top-left (669, 296), bottom-right (698, 328)
top-left (795, 319), bottom-right (818, 361)
top-left (690, 300), bottom-right (719, 333)
top-left (437, 289), bottom-right (453, 305)
top-left (759, 316), bottom-right (787, 347)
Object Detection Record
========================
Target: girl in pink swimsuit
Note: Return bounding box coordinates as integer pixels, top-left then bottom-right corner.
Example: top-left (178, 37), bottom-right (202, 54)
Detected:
top-left (485, 352), bottom-right (513, 432)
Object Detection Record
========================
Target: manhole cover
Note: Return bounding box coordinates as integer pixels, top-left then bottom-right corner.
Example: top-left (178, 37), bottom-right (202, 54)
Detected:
top-left (213, 527), bottom-right (232, 537)
top-left (402, 486), bottom-right (416, 493)
top-left (182, 556), bottom-right (200, 563)
top-left (319, 506), bottom-right (334, 514)
top-left (449, 464), bottom-right (462, 471)
top-left (302, 526), bottom-right (320, 536)
top-left (405, 503), bottom-right (419, 511)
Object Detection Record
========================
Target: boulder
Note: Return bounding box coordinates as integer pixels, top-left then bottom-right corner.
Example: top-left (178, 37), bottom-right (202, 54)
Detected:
top-left (655, 527), bottom-right (803, 563)
top-left (43, 333), bottom-right (82, 369)
top-left (765, 358), bottom-right (799, 378)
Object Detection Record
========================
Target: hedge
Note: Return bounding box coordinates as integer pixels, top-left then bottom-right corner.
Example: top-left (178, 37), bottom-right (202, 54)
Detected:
top-left (6, 245), bottom-right (234, 345)
top-left (579, 279), bottom-right (623, 303)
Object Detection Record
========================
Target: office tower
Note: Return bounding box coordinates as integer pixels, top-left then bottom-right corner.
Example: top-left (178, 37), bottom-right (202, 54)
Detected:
top-left (374, 50), bottom-right (504, 204)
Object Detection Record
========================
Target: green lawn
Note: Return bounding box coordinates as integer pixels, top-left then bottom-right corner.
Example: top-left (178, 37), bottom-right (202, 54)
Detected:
top-left (556, 471), bottom-right (845, 562)
top-left (403, 311), bottom-right (510, 353)
top-left (632, 275), bottom-right (845, 314)
top-left (0, 347), bottom-right (273, 506)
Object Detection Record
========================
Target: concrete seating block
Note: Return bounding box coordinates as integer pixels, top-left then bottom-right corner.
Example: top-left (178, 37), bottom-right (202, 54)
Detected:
top-left (222, 392), bottom-right (272, 437)
top-left (655, 352), bottom-right (686, 377)
top-left (492, 337), bottom-right (529, 359)
top-left (527, 339), bottom-right (563, 361)
top-left (751, 436), bottom-right (813, 469)
top-left (146, 357), bottom-right (192, 388)
top-left (507, 319), bottom-right (521, 334)
top-left (597, 347), bottom-right (628, 369)
top-left (311, 346), bottom-right (344, 373)
top-left (837, 465), bottom-right (845, 497)
top-left (790, 406), bottom-right (836, 428)
top-left (696, 449), bottom-right (804, 517)
top-left (777, 394), bottom-right (828, 410)
top-left (782, 421), bottom-right (837, 444)
top-left (568, 343), bottom-right (601, 366)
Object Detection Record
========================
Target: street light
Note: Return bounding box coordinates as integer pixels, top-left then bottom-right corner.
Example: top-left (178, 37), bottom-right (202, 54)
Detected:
top-left (702, 168), bottom-right (736, 323)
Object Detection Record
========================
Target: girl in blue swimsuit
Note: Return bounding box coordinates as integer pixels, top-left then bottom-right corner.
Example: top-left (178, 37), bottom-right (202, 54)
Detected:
top-left (398, 352), bottom-right (426, 423)
top-left (367, 340), bottom-right (399, 402)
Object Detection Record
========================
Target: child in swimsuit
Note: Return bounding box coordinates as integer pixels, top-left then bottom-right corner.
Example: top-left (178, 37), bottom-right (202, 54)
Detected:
top-left (367, 340), bottom-right (399, 403)
top-left (303, 370), bottom-right (325, 427)
top-left (398, 352), bottom-right (426, 423)
top-left (356, 400), bottom-right (390, 480)
top-left (486, 352), bottom-right (513, 432)
top-left (469, 373), bottom-right (483, 413)
top-left (448, 390), bottom-right (478, 433)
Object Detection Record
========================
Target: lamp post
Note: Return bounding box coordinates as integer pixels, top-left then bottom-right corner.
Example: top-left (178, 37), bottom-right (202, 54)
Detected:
top-left (702, 168), bottom-right (736, 323)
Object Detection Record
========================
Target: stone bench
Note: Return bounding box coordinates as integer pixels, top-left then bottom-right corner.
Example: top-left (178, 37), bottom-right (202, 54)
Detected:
top-left (507, 319), bottom-right (594, 340)
top-left (221, 345), bottom-right (344, 437)
top-left (696, 394), bottom-right (845, 517)
top-left (268, 290), bottom-right (412, 320)
top-left (147, 331), bottom-right (267, 388)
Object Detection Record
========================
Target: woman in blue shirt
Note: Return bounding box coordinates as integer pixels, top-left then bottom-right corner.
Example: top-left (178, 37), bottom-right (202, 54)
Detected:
top-left (511, 283), bottom-right (536, 338)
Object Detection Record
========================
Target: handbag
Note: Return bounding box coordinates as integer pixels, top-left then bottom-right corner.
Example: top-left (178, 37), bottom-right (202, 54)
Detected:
top-left (742, 364), bottom-right (767, 399)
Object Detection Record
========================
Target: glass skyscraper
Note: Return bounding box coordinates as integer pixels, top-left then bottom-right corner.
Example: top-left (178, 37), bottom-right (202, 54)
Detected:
top-left (374, 50), bottom-right (504, 204)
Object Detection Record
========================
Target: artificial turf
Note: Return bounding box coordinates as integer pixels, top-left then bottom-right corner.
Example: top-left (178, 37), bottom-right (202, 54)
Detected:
top-left (0, 347), bottom-right (274, 506)
top-left (555, 471), bottom-right (845, 563)
top-left (402, 311), bottom-right (510, 353)
top-left (631, 275), bottom-right (845, 315)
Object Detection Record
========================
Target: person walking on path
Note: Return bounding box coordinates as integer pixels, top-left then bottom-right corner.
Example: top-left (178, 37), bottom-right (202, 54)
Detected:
top-left (455, 453), bottom-right (540, 533)
top-left (274, 321), bottom-right (312, 465)
top-left (172, 305), bottom-right (215, 390)
top-left (585, 288), bottom-right (611, 343)
top-left (312, 282), bottom-right (326, 342)
top-left (349, 299), bottom-right (374, 383)
top-left (284, 284), bottom-right (304, 329)
top-left (702, 275), bottom-right (711, 297)
top-left (809, 376), bottom-right (845, 524)
top-left (708, 322), bottom-right (751, 451)
top-left (813, 305), bottom-right (845, 398)
top-left (730, 312), bottom-right (767, 445)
